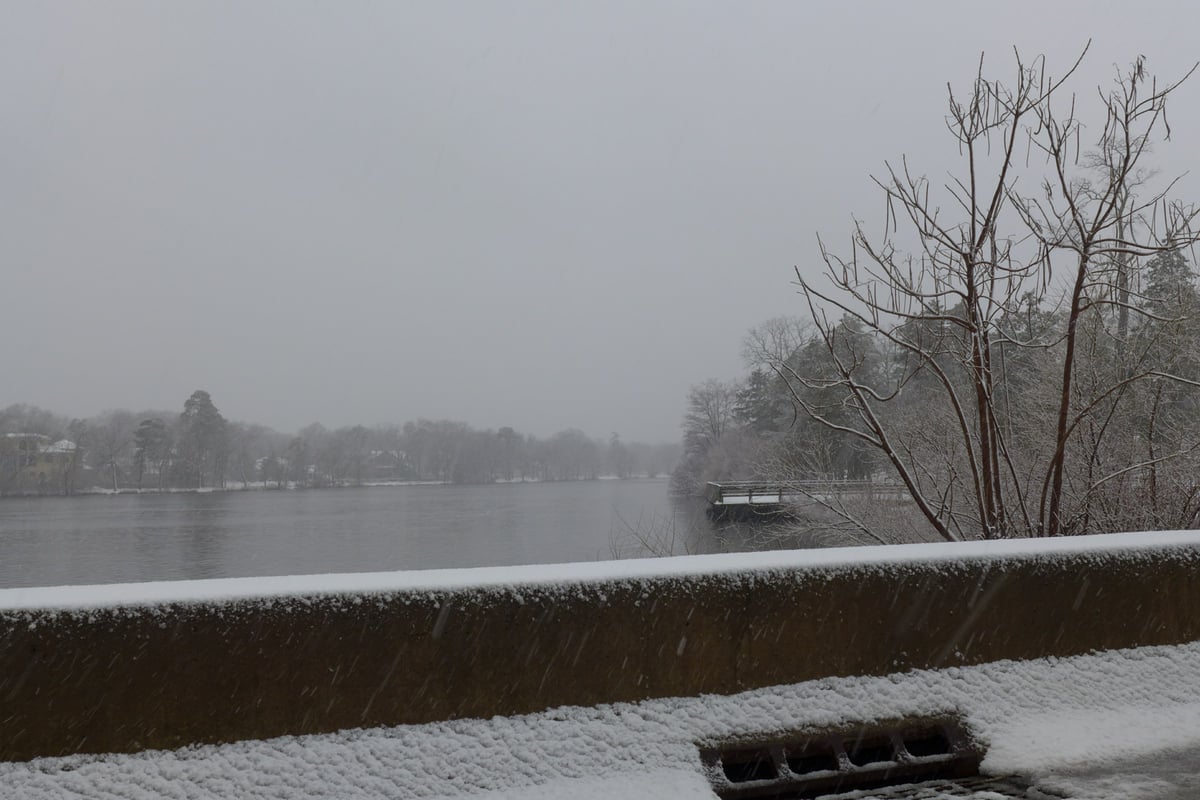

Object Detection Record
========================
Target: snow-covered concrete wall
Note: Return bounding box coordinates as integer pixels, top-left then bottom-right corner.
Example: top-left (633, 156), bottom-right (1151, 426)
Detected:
top-left (1, 532), bottom-right (1198, 761)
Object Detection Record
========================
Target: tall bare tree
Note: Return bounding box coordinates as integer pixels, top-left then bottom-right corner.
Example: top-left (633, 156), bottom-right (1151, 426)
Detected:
top-left (671, 379), bottom-right (743, 494)
top-left (791, 48), bottom-right (1199, 540)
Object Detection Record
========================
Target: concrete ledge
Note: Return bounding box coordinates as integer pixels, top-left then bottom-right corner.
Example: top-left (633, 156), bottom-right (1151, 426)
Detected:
top-left (1, 532), bottom-right (1198, 761)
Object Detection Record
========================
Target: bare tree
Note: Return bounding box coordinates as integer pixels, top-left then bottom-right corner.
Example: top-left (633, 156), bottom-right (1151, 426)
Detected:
top-left (91, 410), bottom-right (136, 492)
top-left (791, 48), bottom-right (1199, 540)
top-left (671, 379), bottom-right (743, 494)
top-left (742, 316), bottom-right (813, 372)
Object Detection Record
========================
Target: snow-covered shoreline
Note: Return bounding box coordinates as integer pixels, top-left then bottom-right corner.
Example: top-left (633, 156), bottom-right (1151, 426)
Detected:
top-left (0, 475), bottom-right (669, 502)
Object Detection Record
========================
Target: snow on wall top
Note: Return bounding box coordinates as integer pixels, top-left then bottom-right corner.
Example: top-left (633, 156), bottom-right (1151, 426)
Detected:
top-left (1, 529), bottom-right (1197, 612)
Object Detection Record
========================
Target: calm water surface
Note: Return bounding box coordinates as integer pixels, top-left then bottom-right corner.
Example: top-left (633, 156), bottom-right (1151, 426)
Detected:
top-left (0, 480), bottom-right (765, 589)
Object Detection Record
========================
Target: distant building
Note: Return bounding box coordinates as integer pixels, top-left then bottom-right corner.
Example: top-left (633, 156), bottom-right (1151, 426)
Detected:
top-left (367, 449), bottom-right (410, 481)
top-left (0, 433), bottom-right (78, 494)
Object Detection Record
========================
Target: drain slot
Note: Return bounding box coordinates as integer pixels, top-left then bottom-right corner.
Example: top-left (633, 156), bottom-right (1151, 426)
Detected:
top-left (700, 716), bottom-right (980, 799)
top-left (722, 748), bottom-right (779, 784)
top-left (785, 742), bottom-right (839, 776)
top-left (844, 735), bottom-right (895, 767)
top-left (902, 729), bottom-right (951, 759)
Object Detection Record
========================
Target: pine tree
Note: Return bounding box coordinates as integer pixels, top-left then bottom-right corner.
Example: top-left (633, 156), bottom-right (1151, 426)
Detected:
top-left (133, 417), bottom-right (169, 490)
top-left (179, 390), bottom-right (227, 488)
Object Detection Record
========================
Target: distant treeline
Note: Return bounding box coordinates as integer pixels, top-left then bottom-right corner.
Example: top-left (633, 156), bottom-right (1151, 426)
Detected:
top-left (668, 54), bottom-right (1200, 545)
top-left (672, 248), bottom-right (1200, 539)
top-left (0, 393), bottom-right (681, 496)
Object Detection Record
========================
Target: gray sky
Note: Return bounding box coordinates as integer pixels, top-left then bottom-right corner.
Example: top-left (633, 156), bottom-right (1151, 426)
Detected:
top-left (4, 1), bottom-right (1199, 442)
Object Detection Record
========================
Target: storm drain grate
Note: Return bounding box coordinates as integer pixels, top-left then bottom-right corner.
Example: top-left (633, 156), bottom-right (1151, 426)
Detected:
top-left (700, 716), bottom-right (990, 799)
top-left (811, 775), bottom-right (1064, 799)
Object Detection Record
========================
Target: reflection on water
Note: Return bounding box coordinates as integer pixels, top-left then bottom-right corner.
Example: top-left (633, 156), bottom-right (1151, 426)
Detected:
top-left (179, 492), bottom-right (233, 581)
top-left (0, 480), bottom-right (830, 589)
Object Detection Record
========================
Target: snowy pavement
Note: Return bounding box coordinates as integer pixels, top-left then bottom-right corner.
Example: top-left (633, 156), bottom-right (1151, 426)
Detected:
top-left (4, 640), bottom-right (1200, 799)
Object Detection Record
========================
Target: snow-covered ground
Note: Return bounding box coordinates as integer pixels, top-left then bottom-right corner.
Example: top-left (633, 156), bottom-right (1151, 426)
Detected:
top-left (3, 640), bottom-right (1199, 799)
top-left (4, 531), bottom-right (1199, 798)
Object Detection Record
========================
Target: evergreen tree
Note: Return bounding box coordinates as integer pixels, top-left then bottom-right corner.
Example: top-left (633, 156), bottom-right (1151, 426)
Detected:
top-left (733, 369), bottom-right (785, 434)
top-left (179, 390), bottom-right (227, 488)
top-left (133, 417), bottom-right (170, 490)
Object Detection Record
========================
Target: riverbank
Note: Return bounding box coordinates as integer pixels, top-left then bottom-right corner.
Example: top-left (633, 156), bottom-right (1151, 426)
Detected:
top-left (0, 474), bottom-right (669, 501)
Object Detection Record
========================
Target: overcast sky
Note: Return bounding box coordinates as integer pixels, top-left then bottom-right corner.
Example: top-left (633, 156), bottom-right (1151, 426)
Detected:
top-left (4, 1), bottom-right (1200, 442)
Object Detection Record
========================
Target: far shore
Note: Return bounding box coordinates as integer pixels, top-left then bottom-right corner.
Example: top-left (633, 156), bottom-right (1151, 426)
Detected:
top-left (0, 475), bottom-right (670, 502)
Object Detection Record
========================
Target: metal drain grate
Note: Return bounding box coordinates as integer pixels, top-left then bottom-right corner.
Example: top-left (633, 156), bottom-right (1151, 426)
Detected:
top-left (813, 775), bottom-right (1063, 798)
top-left (700, 716), bottom-right (987, 799)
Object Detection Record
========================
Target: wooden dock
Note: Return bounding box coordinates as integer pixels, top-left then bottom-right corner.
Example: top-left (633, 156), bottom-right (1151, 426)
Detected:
top-left (705, 480), bottom-right (908, 518)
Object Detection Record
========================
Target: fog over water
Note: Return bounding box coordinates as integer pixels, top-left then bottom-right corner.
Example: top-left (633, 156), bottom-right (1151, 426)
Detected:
top-left (4, 2), bottom-right (1200, 440)
top-left (0, 481), bottom-right (832, 588)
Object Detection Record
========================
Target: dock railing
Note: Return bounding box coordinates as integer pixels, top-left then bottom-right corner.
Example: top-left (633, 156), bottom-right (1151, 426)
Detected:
top-left (705, 479), bottom-right (909, 507)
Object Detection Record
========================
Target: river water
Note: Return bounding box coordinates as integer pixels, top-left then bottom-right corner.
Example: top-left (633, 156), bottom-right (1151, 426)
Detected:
top-left (0, 480), bottom-right (821, 589)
